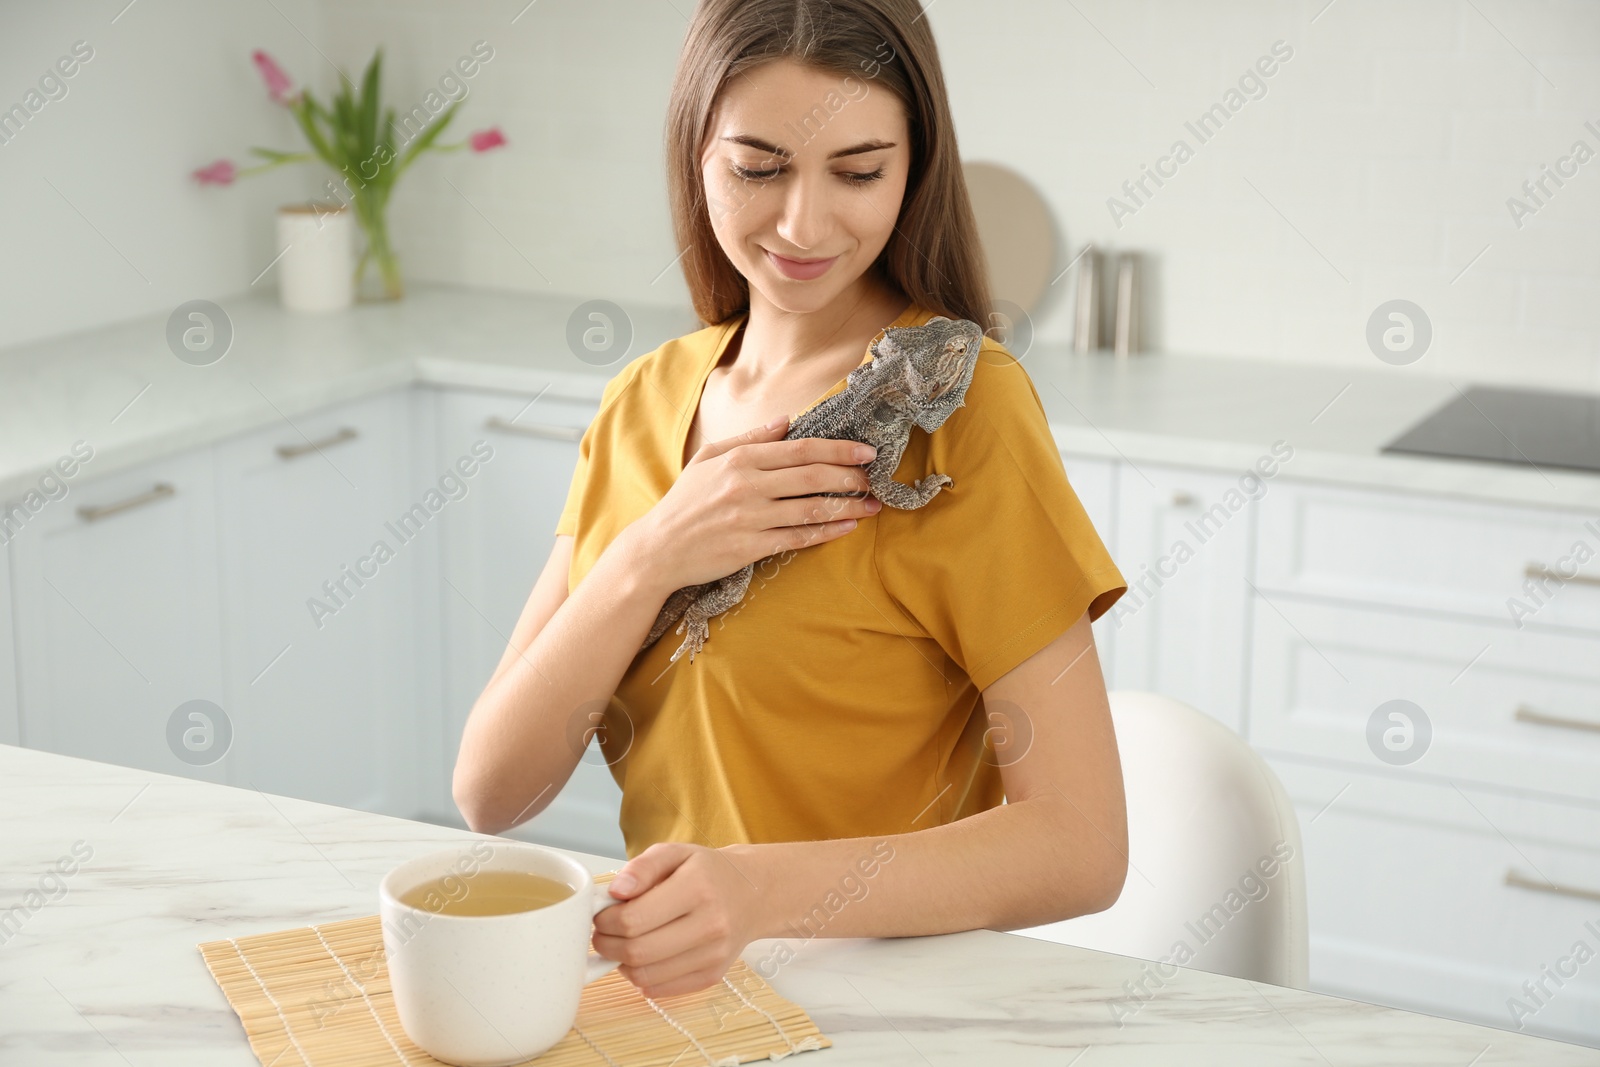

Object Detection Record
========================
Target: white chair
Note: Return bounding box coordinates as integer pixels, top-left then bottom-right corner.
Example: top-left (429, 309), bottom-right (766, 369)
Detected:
top-left (1012, 690), bottom-right (1309, 989)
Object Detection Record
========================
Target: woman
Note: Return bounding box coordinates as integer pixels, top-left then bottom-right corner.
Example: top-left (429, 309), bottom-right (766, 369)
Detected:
top-left (453, 0), bottom-right (1130, 999)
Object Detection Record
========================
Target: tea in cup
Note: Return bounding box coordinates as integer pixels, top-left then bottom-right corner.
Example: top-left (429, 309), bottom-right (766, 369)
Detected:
top-left (378, 841), bottom-right (622, 1066)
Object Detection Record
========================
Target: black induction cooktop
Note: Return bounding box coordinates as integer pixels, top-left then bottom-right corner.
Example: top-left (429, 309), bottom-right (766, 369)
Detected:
top-left (1381, 385), bottom-right (1600, 475)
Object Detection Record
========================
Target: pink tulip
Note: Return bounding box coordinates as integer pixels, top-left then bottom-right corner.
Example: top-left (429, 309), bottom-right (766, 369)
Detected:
top-left (192, 159), bottom-right (237, 185)
top-left (469, 127), bottom-right (507, 152)
top-left (252, 49), bottom-right (295, 104)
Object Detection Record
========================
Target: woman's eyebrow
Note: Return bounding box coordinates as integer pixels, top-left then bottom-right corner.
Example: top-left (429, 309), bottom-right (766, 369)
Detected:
top-left (721, 134), bottom-right (897, 160)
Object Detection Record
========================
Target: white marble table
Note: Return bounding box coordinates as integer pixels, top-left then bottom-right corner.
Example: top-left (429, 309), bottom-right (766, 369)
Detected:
top-left (3, 744), bottom-right (1595, 1066)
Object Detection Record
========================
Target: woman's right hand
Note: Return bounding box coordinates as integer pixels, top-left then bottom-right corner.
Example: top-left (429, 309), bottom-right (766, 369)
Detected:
top-left (630, 416), bottom-right (884, 592)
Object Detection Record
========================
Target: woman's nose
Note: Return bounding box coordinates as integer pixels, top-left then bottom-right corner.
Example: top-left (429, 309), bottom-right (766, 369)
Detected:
top-left (773, 172), bottom-right (830, 252)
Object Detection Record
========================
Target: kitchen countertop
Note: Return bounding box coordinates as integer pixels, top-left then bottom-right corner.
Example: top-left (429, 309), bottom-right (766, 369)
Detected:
top-left (1, 282), bottom-right (1596, 512)
top-left (4, 742), bottom-right (1596, 1066)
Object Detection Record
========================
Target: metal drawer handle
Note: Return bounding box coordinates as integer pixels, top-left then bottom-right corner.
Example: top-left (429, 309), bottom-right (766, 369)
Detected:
top-left (1506, 869), bottom-right (1600, 904)
top-left (276, 426), bottom-right (358, 460)
top-left (1514, 704), bottom-right (1600, 735)
top-left (1525, 562), bottom-right (1600, 588)
top-left (484, 416), bottom-right (584, 443)
top-left (76, 483), bottom-right (176, 523)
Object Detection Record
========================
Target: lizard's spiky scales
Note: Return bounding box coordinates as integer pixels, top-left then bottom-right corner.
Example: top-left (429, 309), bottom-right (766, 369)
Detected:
top-left (642, 315), bottom-right (985, 664)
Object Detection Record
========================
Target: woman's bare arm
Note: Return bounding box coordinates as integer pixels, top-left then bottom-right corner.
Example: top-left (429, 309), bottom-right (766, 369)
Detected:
top-left (730, 609), bottom-right (1129, 936)
top-left (452, 526), bottom-right (670, 835)
top-left (452, 420), bottom-right (881, 836)
top-left (589, 610), bottom-right (1129, 997)
top-left (486, 533), bottom-right (574, 689)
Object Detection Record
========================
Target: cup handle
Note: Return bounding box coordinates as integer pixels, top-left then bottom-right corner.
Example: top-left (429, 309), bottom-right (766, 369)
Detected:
top-left (585, 883), bottom-right (623, 984)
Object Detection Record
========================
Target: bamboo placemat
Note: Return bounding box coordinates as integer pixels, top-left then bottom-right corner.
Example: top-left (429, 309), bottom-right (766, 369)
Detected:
top-left (197, 870), bottom-right (831, 1066)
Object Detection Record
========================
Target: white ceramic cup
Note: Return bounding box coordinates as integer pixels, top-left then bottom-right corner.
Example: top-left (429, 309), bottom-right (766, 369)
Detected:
top-left (378, 841), bottom-right (622, 1066)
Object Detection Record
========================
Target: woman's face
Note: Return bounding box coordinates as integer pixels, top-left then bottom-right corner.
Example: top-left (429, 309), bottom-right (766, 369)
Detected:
top-left (701, 56), bottom-right (911, 313)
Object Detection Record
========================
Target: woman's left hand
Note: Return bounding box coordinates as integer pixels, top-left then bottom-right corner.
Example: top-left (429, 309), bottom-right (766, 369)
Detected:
top-left (591, 842), bottom-right (769, 998)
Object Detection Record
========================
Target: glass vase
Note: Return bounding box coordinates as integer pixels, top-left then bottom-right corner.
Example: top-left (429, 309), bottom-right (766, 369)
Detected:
top-left (351, 186), bottom-right (404, 301)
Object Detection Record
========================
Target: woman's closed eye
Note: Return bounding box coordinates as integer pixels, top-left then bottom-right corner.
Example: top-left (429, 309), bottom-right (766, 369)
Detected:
top-left (729, 161), bottom-right (886, 186)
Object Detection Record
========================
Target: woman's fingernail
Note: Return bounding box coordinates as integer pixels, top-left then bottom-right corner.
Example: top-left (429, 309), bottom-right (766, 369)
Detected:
top-left (867, 498), bottom-right (882, 511)
top-left (611, 872), bottom-right (638, 895)
top-left (855, 445), bottom-right (876, 461)
top-left (767, 415), bottom-right (788, 431)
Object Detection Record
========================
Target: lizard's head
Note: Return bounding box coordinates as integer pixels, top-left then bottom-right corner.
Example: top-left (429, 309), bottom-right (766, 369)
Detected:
top-left (882, 317), bottom-right (985, 431)
top-left (877, 318), bottom-right (980, 395)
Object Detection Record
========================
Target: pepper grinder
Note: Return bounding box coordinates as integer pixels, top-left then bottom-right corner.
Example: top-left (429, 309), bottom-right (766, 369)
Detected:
top-left (1072, 245), bottom-right (1101, 353)
top-left (1111, 251), bottom-right (1141, 357)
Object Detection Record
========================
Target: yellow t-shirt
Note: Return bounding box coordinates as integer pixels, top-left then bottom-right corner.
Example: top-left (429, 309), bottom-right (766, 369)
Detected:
top-left (555, 302), bottom-right (1127, 859)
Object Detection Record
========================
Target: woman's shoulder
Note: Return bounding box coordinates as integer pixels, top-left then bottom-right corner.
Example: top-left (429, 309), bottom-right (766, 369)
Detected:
top-left (942, 326), bottom-right (1048, 437)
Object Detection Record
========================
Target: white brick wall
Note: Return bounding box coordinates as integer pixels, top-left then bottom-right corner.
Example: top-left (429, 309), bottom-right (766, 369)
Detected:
top-left (336, 0), bottom-right (1595, 390)
top-left (0, 0), bottom-right (325, 352)
top-left (3, 0), bottom-right (1595, 392)
top-left (920, 0), bottom-right (1599, 390)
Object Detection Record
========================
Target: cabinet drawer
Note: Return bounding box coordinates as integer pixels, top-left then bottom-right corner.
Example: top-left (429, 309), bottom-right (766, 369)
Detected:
top-left (1250, 597), bottom-right (1600, 802)
top-left (1257, 482), bottom-right (1600, 632)
top-left (213, 389), bottom-right (422, 819)
top-left (10, 450), bottom-right (226, 778)
top-left (1270, 757), bottom-right (1600, 1046)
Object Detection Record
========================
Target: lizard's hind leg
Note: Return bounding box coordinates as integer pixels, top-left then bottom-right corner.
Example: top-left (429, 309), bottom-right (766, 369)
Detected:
top-left (644, 584), bottom-right (703, 650)
top-left (669, 615), bottom-right (712, 664)
top-left (668, 563), bottom-right (757, 663)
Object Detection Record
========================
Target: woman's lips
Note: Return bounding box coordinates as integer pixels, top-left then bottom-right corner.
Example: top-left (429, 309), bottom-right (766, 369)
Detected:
top-left (765, 250), bottom-right (838, 280)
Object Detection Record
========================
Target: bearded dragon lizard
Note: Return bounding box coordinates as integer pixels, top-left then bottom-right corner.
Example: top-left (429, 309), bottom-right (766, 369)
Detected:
top-left (641, 314), bottom-right (986, 665)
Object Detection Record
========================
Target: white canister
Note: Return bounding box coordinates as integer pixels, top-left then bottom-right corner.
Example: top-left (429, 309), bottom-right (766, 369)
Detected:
top-left (276, 201), bottom-right (354, 313)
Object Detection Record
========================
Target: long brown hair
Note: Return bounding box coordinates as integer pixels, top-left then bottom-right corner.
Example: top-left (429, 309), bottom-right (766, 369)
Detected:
top-left (665, 0), bottom-right (993, 329)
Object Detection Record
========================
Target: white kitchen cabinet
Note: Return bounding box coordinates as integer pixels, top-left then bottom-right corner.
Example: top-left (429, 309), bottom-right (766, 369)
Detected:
top-left (1060, 453), bottom-right (1119, 686)
top-left (1108, 463), bottom-right (1258, 733)
top-left (0, 550), bottom-right (17, 745)
top-left (11, 450), bottom-right (227, 779)
top-left (1060, 454), bottom-right (1117, 543)
top-left (213, 388), bottom-right (424, 819)
top-left (1256, 482), bottom-right (1600, 633)
top-left (1250, 477), bottom-right (1600, 1046)
top-left (4, 348), bottom-right (1593, 1048)
top-left (1249, 595), bottom-right (1600, 803)
top-left (1251, 480), bottom-right (1600, 804)
top-left (1268, 755), bottom-right (1600, 1047)
top-left (432, 386), bottom-right (626, 859)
